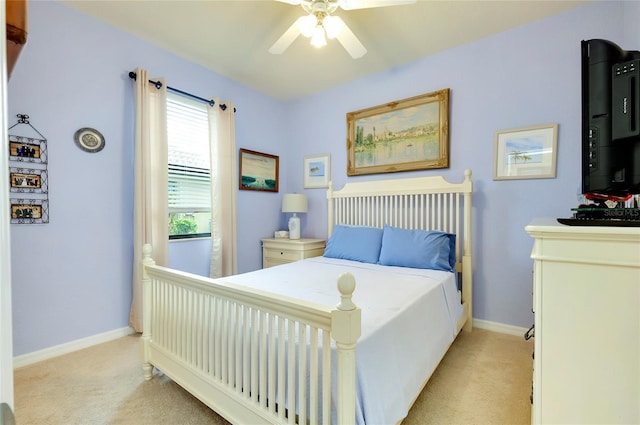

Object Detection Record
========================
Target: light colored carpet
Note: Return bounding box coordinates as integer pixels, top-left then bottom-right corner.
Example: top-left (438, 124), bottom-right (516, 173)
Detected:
top-left (14, 328), bottom-right (532, 424)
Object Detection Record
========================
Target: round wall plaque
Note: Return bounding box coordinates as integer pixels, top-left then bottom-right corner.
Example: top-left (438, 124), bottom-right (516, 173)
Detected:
top-left (74, 128), bottom-right (105, 153)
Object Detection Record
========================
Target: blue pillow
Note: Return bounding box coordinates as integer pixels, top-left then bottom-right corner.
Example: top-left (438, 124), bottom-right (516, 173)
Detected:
top-left (378, 225), bottom-right (456, 272)
top-left (323, 224), bottom-right (383, 264)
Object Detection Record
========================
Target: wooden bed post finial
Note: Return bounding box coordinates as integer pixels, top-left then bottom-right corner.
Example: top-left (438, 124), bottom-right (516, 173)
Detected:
top-left (332, 272), bottom-right (361, 425)
top-left (337, 272), bottom-right (356, 311)
top-left (142, 243), bottom-right (153, 262)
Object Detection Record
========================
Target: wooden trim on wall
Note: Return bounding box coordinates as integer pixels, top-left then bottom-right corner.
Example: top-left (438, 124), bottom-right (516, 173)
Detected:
top-left (6, 0), bottom-right (28, 79)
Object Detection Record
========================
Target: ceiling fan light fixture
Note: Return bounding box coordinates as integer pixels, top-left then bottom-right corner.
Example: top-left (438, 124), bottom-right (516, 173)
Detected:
top-left (298, 14), bottom-right (316, 38)
top-left (323, 15), bottom-right (343, 39)
top-left (310, 25), bottom-right (327, 47)
top-left (272, 0), bottom-right (416, 58)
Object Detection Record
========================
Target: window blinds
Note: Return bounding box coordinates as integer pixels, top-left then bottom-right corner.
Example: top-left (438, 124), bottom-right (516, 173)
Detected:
top-left (167, 92), bottom-right (211, 213)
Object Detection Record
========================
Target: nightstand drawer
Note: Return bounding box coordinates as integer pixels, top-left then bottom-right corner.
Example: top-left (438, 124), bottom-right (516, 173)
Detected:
top-left (263, 258), bottom-right (290, 268)
top-left (264, 248), bottom-right (301, 262)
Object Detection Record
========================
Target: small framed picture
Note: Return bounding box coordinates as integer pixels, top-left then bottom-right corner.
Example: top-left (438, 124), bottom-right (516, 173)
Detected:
top-left (10, 167), bottom-right (48, 194)
top-left (10, 198), bottom-right (49, 224)
top-left (239, 148), bottom-right (279, 192)
top-left (304, 153), bottom-right (331, 188)
top-left (9, 135), bottom-right (47, 164)
top-left (493, 123), bottom-right (558, 180)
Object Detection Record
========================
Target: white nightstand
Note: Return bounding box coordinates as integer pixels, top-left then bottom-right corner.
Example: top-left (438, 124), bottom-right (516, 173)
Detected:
top-left (261, 238), bottom-right (326, 269)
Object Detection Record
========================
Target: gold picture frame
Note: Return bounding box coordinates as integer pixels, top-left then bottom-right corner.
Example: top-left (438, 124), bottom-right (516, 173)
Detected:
top-left (239, 148), bottom-right (279, 192)
top-left (347, 88), bottom-right (450, 176)
top-left (493, 123), bottom-right (558, 180)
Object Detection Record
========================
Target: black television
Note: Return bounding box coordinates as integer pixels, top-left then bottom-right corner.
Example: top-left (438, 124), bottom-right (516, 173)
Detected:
top-left (581, 39), bottom-right (640, 197)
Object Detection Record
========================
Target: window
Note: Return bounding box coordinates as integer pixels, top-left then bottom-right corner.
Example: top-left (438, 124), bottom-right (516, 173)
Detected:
top-left (167, 92), bottom-right (211, 239)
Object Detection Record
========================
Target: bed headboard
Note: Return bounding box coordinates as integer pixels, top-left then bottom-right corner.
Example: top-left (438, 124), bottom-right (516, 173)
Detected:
top-left (326, 170), bottom-right (473, 330)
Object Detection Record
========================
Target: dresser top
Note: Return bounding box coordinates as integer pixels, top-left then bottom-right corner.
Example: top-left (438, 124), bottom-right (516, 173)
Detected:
top-left (526, 218), bottom-right (640, 236)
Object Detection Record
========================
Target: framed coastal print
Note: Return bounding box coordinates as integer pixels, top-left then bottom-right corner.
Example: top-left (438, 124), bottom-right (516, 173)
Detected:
top-left (239, 148), bottom-right (279, 192)
top-left (347, 88), bottom-right (450, 176)
top-left (493, 123), bottom-right (558, 180)
top-left (303, 153), bottom-right (331, 188)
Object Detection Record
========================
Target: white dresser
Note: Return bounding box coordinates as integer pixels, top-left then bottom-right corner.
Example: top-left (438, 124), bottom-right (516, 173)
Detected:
top-left (525, 218), bottom-right (640, 425)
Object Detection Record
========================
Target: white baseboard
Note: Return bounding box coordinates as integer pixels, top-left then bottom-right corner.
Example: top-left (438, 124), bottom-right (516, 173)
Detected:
top-left (473, 318), bottom-right (529, 337)
top-left (13, 327), bottom-right (135, 369)
top-left (13, 321), bottom-right (527, 368)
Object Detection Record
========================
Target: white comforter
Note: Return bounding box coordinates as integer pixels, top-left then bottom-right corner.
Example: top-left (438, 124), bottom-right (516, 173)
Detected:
top-left (223, 256), bottom-right (463, 425)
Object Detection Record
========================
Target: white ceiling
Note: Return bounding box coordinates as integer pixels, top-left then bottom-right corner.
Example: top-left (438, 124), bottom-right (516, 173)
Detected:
top-left (60, 0), bottom-right (589, 101)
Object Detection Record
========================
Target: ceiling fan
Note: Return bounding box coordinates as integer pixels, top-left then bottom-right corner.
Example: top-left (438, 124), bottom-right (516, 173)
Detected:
top-left (269, 0), bottom-right (416, 59)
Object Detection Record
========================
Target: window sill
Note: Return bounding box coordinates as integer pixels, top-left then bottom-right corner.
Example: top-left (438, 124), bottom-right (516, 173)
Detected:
top-left (169, 236), bottom-right (211, 243)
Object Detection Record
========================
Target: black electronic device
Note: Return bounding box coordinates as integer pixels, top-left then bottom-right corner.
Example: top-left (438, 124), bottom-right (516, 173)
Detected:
top-left (582, 39), bottom-right (640, 196)
top-left (557, 206), bottom-right (640, 227)
top-left (557, 217), bottom-right (640, 227)
top-left (575, 206), bottom-right (639, 219)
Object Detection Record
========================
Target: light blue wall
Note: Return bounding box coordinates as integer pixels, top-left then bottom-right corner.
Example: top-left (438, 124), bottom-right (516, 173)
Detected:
top-left (8, 1), bottom-right (286, 356)
top-left (8, 1), bottom-right (635, 356)
top-left (624, 0), bottom-right (640, 47)
top-left (282, 1), bottom-right (630, 328)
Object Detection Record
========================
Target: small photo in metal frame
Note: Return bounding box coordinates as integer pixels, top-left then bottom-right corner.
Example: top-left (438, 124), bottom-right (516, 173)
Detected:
top-left (10, 167), bottom-right (48, 194)
top-left (9, 135), bottom-right (47, 164)
top-left (10, 198), bottom-right (49, 224)
top-left (74, 128), bottom-right (105, 153)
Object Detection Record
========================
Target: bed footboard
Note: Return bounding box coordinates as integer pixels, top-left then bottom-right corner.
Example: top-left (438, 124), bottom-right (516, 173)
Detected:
top-left (141, 244), bottom-right (361, 425)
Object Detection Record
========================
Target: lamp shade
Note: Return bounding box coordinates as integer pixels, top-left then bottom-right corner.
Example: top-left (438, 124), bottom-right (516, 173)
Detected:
top-left (282, 194), bottom-right (308, 213)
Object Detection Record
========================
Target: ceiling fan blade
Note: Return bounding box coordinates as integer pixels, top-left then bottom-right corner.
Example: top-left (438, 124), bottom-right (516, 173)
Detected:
top-left (269, 19), bottom-right (302, 55)
top-left (334, 17), bottom-right (367, 59)
top-left (339, 0), bottom-right (416, 10)
top-left (274, 0), bottom-right (302, 5)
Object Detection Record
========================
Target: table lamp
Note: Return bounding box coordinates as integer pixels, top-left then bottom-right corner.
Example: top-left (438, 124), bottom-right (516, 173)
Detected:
top-left (282, 193), bottom-right (308, 239)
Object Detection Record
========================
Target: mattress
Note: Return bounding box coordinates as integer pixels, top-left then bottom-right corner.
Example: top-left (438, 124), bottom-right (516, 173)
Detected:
top-left (222, 256), bottom-right (463, 425)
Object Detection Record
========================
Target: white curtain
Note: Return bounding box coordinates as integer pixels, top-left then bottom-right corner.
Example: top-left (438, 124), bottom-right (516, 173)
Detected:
top-left (208, 99), bottom-right (238, 278)
top-left (130, 68), bottom-right (169, 332)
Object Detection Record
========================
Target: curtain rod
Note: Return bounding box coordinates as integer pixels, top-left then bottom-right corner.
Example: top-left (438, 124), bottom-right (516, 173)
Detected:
top-left (128, 71), bottom-right (235, 112)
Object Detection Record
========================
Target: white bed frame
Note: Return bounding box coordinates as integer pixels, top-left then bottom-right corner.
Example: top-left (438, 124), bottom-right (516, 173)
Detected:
top-left (141, 170), bottom-right (473, 425)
